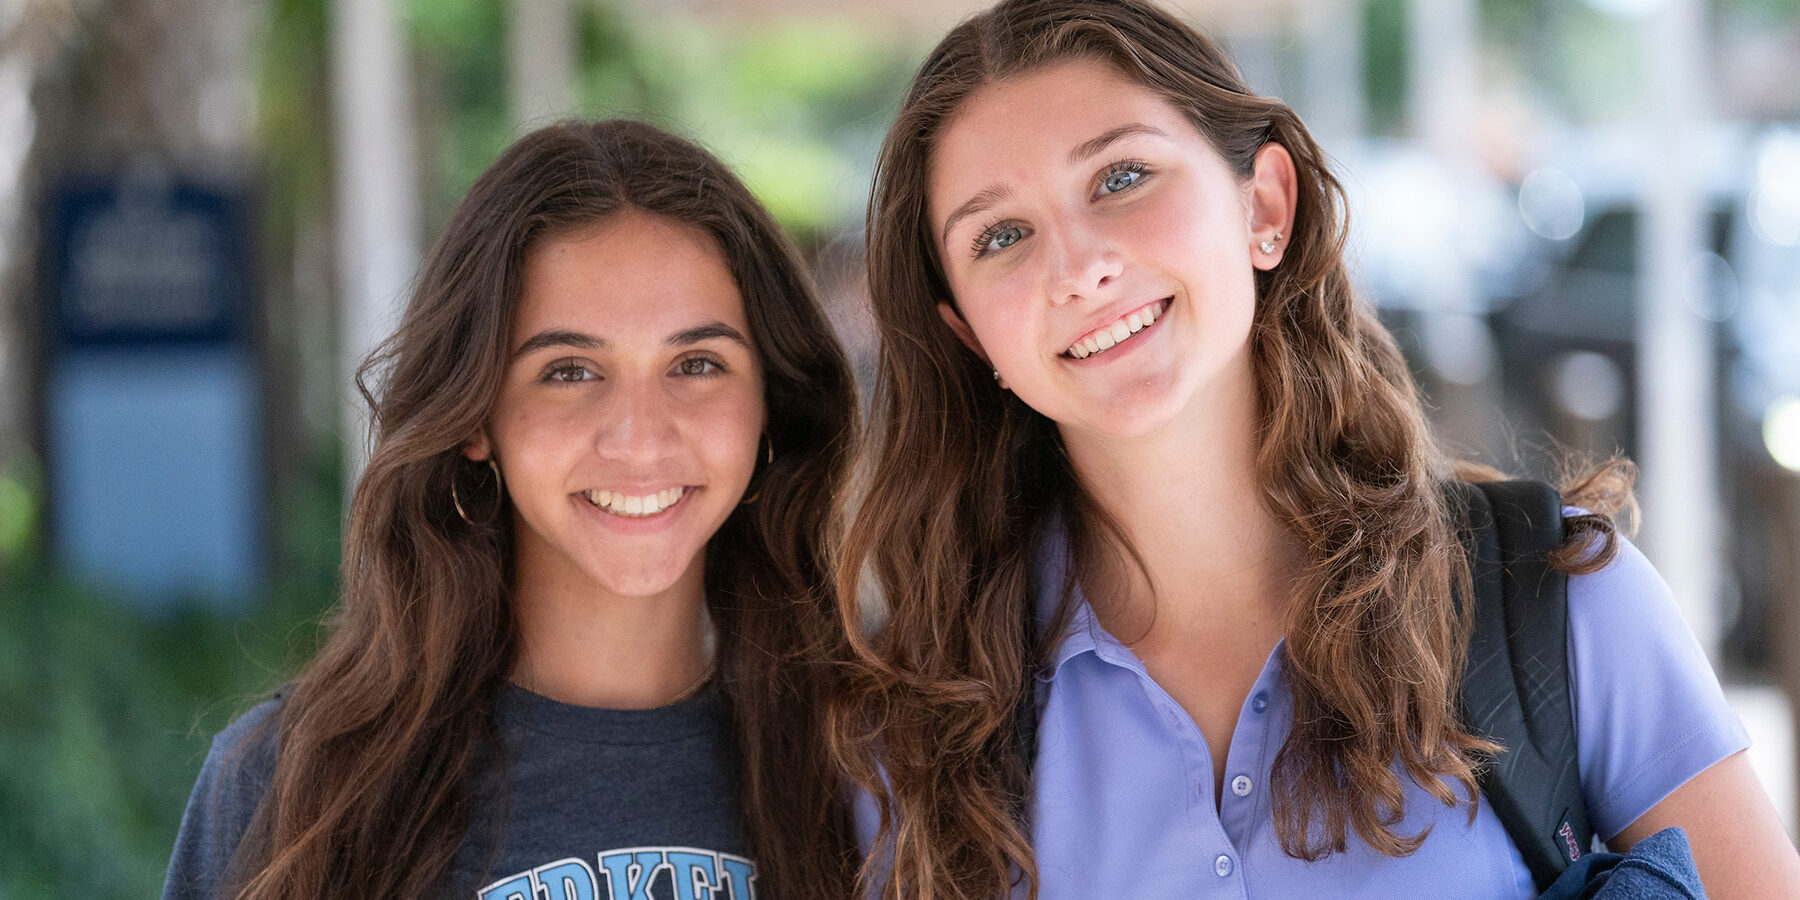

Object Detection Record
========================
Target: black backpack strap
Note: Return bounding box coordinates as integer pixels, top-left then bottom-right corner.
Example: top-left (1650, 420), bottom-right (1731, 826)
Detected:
top-left (1453, 479), bottom-right (1595, 892)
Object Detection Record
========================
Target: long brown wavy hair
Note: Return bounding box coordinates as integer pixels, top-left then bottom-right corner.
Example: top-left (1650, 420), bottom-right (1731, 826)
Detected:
top-left (827, 2), bottom-right (1632, 897)
top-left (226, 119), bottom-right (860, 899)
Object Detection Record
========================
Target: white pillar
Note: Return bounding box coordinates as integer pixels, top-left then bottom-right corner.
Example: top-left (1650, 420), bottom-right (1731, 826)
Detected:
top-left (1406, 0), bottom-right (1479, 303)
top-left (1636, 0), bottom-right (1721, 655)
top-left (508, 0), bottom-right (578, 127)
top-left (1408, 0), bottom-right (1478, 156)
top-left (330, 0), bottom-right (420, 483)
top-left (0, 54), bottom-right (35, 466)
top-left (1299, 0), bottom-right (1366, 147)
top-left (1405, 0), bottom-right (1505, 456)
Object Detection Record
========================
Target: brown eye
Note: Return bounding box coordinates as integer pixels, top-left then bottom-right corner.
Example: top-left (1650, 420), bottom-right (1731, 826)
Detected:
top-left (541, 361), bottom-right (596, 384)
top-left (675, 357), bottom-right (721, 377)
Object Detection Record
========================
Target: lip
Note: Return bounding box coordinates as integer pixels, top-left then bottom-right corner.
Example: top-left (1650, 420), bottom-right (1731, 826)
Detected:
top-left (1062, 297), bottom-right (1172, 363)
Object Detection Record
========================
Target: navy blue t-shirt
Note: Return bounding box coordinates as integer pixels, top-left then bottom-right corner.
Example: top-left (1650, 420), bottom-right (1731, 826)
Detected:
top-left (162, 684), bottom-right (757, 899)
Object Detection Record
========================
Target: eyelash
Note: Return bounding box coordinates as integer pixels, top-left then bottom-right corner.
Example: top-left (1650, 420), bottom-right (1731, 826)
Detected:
top-left (967, 158), bottom-right (1153, 260)
top-left (970, 219), bottom-right (1023, 259)
top-left (535, 354), bottom-right (728, 384)
top-left (540, 358), bottom-right (596, 384)
top-left (1096, 159), bottom-right (1150, 196)
top-left (673, 355), bottom-right (727, 378)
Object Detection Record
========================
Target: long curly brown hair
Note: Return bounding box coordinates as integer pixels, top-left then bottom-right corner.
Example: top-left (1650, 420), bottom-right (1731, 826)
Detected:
top-left (827, 2), bottom-right (1632, 898)
top-left (225, 120), bottom-right (860, 899)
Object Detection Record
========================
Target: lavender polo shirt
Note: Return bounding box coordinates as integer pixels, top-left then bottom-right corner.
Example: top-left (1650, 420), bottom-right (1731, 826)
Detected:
top-left (856, 529), bottom-right (1749, 899)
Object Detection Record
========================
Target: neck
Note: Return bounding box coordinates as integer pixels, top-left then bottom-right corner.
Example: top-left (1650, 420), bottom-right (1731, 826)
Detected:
top-left (1058, 353), bottom-right (1296, 640)
top-left (507, 552), bottom-right (713, 710)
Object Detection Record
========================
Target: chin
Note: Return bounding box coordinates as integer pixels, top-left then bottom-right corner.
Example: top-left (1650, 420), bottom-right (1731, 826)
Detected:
top-left (583, 553), bottom-right (700, 600)
top-left (599, 572), bottom-right (687, 600)
top-left (1061, 390), bottom-right (1192, 440)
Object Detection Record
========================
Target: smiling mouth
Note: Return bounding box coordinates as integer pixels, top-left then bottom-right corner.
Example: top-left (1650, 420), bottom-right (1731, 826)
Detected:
top-left (1064, 298), bottom-right (1170, 359)
top-left (583, 487), bottom-right (687, 517)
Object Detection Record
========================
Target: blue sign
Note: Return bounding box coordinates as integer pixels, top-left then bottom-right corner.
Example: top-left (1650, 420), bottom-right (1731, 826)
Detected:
top-left (44, 171), bottom-right (252, 347)
top-left (41, 171), bottom-right (263, 610)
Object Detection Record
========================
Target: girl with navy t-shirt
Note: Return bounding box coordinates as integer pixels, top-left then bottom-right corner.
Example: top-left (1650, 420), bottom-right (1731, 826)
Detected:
top-left (164, 120), bottom-right (859, 900)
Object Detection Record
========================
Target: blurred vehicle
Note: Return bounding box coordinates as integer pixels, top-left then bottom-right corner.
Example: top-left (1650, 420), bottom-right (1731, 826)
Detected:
top-left (1343, 124), bottom-right (1800, 675)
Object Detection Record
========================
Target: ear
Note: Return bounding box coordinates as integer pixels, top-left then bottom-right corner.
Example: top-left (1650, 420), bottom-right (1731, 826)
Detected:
top-left (936, 301), bottom-right (992, 367)
top-left (1247, 142), bottom-right (1299, 271)
top-left (461, 428), bottom-right (492, 463)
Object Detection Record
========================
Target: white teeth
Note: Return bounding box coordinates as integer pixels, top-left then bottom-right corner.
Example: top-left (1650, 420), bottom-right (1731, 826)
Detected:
top-left (585, 486), bottom-right (686, 517)
top-left (1064, 299), bottom-right (1169, 359)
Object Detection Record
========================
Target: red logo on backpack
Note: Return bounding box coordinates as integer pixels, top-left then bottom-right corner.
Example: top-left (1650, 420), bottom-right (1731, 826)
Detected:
top-left (1558, 820), bottom-right (1583, 862)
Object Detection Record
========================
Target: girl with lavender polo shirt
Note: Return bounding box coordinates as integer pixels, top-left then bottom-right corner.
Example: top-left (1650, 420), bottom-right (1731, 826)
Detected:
top-left (828, 0), bottom-right (1800, 897)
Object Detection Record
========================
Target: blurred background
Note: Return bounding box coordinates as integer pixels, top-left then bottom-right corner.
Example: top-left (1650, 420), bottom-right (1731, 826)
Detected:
top-left (0, 0), bottom-right (1797, 892)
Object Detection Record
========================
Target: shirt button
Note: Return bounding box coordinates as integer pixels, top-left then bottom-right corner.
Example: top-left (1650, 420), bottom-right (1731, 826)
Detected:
top-left (1251, 692), bottom-right (1270, 714)
top-left (1214, 854), bottom-right (1234, 877)
top-left (1231, 775), bottom-right (1253, 797)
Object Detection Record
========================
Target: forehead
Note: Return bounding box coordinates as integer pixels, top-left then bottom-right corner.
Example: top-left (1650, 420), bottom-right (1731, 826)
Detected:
top-left (514, 212), bottom-right (747, 340)
top-left (927, 59), bottom-right (1196, 212)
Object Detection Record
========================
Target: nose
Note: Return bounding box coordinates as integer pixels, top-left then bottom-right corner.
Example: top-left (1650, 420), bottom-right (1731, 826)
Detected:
top-left (1046, 218), bottom-right (1122, 306)
top-left (593, 378), bottom-right (679, 464)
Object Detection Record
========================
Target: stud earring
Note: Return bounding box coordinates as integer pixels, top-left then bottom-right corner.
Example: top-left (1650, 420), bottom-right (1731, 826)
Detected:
top-left (1259, 231), bottom-right (1284, 255)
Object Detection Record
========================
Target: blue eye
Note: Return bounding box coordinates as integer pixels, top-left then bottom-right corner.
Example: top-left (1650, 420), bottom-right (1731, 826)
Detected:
top-left (973, 222), bottom-right (1029, 258)
top-left (1097, 162), bottom-right (1148, 196)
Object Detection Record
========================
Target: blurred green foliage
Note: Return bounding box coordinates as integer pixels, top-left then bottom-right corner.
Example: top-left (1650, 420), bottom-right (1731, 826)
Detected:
top-left (0, 447), bottom-right (341, 897)
top-left (0, 454), bottom-right (40, 565)
top-left (1364, 0), bottom-right (1408, 135)
top-left (405, 2), bottom-right (915, 247)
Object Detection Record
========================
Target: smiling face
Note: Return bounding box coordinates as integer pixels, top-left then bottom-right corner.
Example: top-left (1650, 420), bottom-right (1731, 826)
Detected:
top-left (928, 58), bottom-right (1293, 443)
top-left (465, 212), bottom-right (765, 604)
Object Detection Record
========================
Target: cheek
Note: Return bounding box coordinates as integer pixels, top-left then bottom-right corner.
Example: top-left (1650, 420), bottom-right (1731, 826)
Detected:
top-left (495, 399), bottom-right (575, 453)
top-left (958, 272), bottom-right (1037, 350)
top-left (684, 384), bottom-right (766, 476)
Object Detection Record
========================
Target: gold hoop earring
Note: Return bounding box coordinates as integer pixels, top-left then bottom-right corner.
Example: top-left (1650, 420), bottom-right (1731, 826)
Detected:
top-left (739, 434), bottom-right (774, 506)
top-left (453, 458), bottom-right (504, 526)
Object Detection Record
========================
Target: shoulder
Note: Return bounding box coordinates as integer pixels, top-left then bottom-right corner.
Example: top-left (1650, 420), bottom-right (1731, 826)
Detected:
top-left (1564, 530), bottom-right (1750, 841)
top-left (161, 697), bottom-right (284, 900)
top-left (206, 697), bottom-right (283, 802)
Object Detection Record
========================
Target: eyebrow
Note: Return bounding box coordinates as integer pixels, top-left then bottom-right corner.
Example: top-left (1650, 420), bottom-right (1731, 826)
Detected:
top-left (938, 123), bottom-right (1172, 251)
top-left (511, 322), bottom-right (750, 360)
top-left (940, 185), bottom-right (1014, 252)
top-left (513, 329), bottom-right (602, 360)
top-left (668, 322), bottom-right (750, 348)
top-left (1067, 122), bottom-right (1168, 165)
